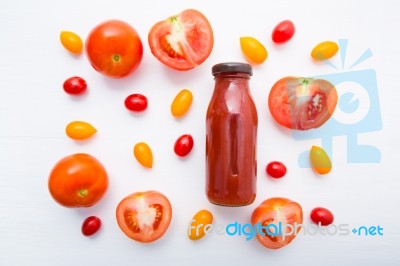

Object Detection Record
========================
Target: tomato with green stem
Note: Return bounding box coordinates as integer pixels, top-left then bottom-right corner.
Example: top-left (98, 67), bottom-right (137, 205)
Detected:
top-left (48, 153), bottom-right (108, 208)
top-left (148, 9), bottom-right (214, 71)
top-left (268, 77), bottom-right (338, 130)
top-left (86, 20), bottom-right (143, 78)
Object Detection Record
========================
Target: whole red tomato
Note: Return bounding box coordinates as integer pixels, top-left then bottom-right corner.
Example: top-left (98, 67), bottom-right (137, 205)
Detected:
top-left (48, 153), bottom-right (108, 208)
top-left (85, 20), bottom-right (143, 78)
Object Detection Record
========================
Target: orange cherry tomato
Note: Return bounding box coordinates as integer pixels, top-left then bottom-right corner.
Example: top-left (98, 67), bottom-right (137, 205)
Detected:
top-left (116, 191), bottom-right (172, 243)
top-left (240, 36), bottom-right (268, 64)
top-left (311, 41), bottom-right (338, 60)
top-left (134, 142), bottom-right (153, 168)
top-left (48, 153), bottom-right (108, 208)
top-left (60, 31), bottom-right (83, 55)
top-left (171, 89), bottom-right (193, 117)
top-left (188, 209), bottom-right (213, 240)
top-left (309, 146), bottom-right (332, 174)
top-left (65, 121), bottom-right (97, 140)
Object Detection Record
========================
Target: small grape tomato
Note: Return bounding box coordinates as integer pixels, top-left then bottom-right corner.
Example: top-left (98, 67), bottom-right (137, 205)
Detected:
top-left (65, 121), bottom-right (97, 140)
top-left (171, 89), bottom-right (193, 117)
top-left (188, 209), bottom-right (213, 240)
top-left (310, 207), bottom-right (334, 226)
top-left (272, 20), bottom-right (295, 44)
top-left (240, 36), bottom-right (268, 64)
top-left (310, 146), bottom-right (332, 174)
top-left (266, 161), bottom-right (287, 178)
top-left (125, 94), bottom-right (148, 112)
top-left (60, 31), bottom-right (83, 55)
top-left (174, 134), bottom-right (194, 157)
top-left (63, 76), bottom-right (87, 95)
top-left (311, 41), bottom-right (338, 60)
top-left (82, 216), bottom-right (102, 236)
top-left (134, 142), bottom-right (153, 168)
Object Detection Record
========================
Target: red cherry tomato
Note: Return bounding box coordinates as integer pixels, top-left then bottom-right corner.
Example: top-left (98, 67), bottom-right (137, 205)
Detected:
top-left (310, 207), bottom-right (334, 226)
top-left (63, 76), bottom-right (87, 95)
top-left (272, 20), bottom-right (295, 44)
top-left (266, 161), bottom-right (287, 178)
top-left (124, 94), bottom-right (148, 112)
top-left (148, 9), bottom-right (214, 71)
top-left (81, 216), bottom-right (102, 236)
top-left (85, 20), bottom-right (143, 78)
top-left (174, 134), bottom-right (194, 157)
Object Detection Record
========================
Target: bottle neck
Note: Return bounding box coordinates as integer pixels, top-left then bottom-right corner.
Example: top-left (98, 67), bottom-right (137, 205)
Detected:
top-left (214, 72), bottom-right (251, 80)
top-left (213, 72), bottom-right (251, 92)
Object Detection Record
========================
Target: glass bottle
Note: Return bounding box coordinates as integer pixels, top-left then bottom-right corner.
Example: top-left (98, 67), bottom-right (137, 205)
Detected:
top-left (206, 62), bottom-right (258, 207)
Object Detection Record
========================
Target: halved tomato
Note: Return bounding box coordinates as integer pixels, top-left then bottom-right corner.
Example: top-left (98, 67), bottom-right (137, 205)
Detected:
top-left (268, 77), bottom-right (338, 130)
top-left (251, 198), bottom-right (303, 249)
top-left (148, 9), bottom-right (214, 71)
top-left (116, 191), bottom-right (172, 243)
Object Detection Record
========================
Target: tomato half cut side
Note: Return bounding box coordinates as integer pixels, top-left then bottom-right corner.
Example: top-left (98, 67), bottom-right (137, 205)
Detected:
top-left (148, 9), bottom-right (214, 71)
top-left (251, 197), bottom-right (303, 249)
top-left (116, 191), bottom-right (172, 243)
top-left (268, 77), bottom-right (338, 130)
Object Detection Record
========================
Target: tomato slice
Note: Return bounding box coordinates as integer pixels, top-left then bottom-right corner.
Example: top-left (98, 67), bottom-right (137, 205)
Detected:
top-left (148, 9), bottom-right (214, 71)
top-left (116, 191), bottom-right (172, 243)
top-left (268, 77), bottom-right (338, 130)
top-left (251, 198), bottom-right (303, 249)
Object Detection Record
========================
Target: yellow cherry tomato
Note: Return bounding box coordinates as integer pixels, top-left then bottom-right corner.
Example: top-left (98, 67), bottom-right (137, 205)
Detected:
top-left (60, 31), bottom-right (83, 55)
top-left (65, 121), bottom-right (97, 140)
top-left (310, 146), bottom-right (332, 174)
top-left (311, 41), bottom-right (338, 60)
top-left (188, 209), bottom-right (213, 240)
top-left (240, 36), bottom-right (268, 64)
top-left (171, 89), bottom-right (193, 117)
top-left (134, 142), bottom-right (153, 168)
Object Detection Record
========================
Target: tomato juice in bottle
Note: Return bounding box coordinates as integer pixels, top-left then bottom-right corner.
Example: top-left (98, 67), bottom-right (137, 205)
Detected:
top-left (206, 62), bottom-right (258, 207)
